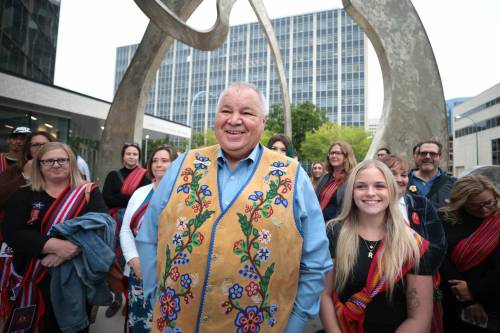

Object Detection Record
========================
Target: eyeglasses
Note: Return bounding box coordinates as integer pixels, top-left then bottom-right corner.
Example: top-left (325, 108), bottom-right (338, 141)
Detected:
top-left (329, 151), bottom-right (344, 156)
top-left (418, 151), bottom-right (439, 158)
top-left (30, 142), bottom-right (46, 148)
top-left (467, 199), bottom-right (497, 210)
top-left (39, 158), bottom-right (70, 167)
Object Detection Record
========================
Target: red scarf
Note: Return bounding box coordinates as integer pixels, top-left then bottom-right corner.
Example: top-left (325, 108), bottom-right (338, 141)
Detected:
top-left (319, 175), bottom-right (345, 211)
top-left (129, 189), bottom-right (153, 237)
top-left (333, 230), bottom-right (429, 333)
top-left (121, 167), bottom-right (147, 196)
top-left (108, 167), bottom-right (147, 223)
top-left (0, 153), bottom-right (8, 174)
top-left (4, 184), bottom-right (93, 333)
top-left (451, 213), bottom-right (500, 272)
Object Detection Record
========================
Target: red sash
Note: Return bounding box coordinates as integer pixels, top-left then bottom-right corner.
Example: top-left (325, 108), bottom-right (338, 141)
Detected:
top-left (121, 167), bottom-right (147, 196)
top-left (0, 153), bottom-right (8, 174)
top-left (129, 189), bottom-right (153, 237)
top-left (108, 167), bottom-right (147, 223)
top-left (450, 213), bottom-right (500, 272)
top-left (4, 183), bottom-right (93, 333)
top-left (333, 230), bottom-right (429, 333)
top-left (319, 175), bottom-right (345, 211)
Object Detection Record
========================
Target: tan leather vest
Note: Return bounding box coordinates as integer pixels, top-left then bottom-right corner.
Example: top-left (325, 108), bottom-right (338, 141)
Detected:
top-left (152, 145), bottom-right (303, 332)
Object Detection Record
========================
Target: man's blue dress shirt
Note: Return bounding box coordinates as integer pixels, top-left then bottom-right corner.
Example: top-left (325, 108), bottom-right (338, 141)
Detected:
top-left (409, 168), bottom-right (442, 196)
top-left (136, 144), bottom-right (332, 332)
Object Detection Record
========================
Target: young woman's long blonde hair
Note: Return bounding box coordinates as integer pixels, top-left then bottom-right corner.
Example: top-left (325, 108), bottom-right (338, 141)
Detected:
top-left (328, 160), bottom-right (422, 296)
top-left (31, 142), bottom-right (85, 191)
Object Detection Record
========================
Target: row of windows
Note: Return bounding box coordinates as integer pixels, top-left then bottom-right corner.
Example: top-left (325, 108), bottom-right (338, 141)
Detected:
top-left (461, 96), bottom-right (500, 118)
top-left (455, 115), bottom-right (500, 138)
top-left (492, 138), bottom-right (500, 166)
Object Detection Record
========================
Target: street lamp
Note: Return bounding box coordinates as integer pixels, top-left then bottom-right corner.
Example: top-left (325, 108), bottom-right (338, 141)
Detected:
top-left (188, 90), bottom-right (217, 149)
top-left (144, 134), bottom-right (150, 164)
top-left (455, 115), bottom-right (479, 165)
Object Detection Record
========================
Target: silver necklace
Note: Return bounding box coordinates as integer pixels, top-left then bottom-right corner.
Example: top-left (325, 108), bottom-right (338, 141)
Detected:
top-left (363, 239), bottom-right (380, 258)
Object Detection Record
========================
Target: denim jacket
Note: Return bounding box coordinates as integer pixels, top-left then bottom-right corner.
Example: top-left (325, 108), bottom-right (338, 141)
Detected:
top-left (49, 212), bottom-right (116, 333)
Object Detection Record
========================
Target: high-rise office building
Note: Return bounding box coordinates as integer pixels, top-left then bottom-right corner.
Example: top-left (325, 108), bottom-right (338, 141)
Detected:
top-left (115, 8), bottom-right (367, 133)
top-left (0, 0), bottom-right (60, 84)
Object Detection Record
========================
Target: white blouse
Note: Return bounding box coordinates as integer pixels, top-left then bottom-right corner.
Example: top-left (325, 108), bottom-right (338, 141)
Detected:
top-left (120, 183), bottom-right (154, 276)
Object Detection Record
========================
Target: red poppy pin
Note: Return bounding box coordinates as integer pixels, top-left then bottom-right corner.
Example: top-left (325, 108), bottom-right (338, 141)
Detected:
top-left (411, 212), bottom-right (420, 225)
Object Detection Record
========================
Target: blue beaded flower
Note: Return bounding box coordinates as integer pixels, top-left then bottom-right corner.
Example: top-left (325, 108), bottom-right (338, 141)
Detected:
top-left (180, 274), bottom-right (192, 289)
top-left (229, 283), bottom-right (243, 299)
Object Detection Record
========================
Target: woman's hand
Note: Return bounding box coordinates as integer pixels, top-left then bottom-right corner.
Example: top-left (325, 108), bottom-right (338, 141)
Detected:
top-left (463, 303), bottom-right (488, 326)
top-left (41, 253), bottom-right (65, 268)
top-left (128, 257), bottom-right (142, 280)
top-left (449, 279), bottom-right (473, 302)
top-left (43, 238), bottom-right (80, 260)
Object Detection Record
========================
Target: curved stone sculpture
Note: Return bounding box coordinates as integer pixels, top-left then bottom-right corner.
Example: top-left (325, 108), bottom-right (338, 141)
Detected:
top-left (342, 0), bottom-right (448, 165)
top-left (459, 165), bottom-right (500, 188)
top-left (135, 0), bottom-right (293, 137)
top-left (248, 0), bottom-right (292, 139)
top-left (133, 0), bottom-right (237, 51)
top-left (95, 1), bottom-right (203, 184)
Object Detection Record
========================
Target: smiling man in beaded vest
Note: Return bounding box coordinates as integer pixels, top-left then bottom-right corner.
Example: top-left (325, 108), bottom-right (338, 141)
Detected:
top-left (136, 82), bottom-right (332, 332)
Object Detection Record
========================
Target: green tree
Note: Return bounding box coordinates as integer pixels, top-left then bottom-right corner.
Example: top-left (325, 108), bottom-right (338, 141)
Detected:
top-left (301, 123), bottom-right (372, 162)
top-left (265, 102), bottom-right (328, 157)
top-left (191, 129), bottom-right (217, 149)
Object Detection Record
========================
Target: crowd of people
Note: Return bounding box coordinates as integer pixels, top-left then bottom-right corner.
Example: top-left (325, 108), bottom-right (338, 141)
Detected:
top-left (0, 82), bottom-right (498, 333)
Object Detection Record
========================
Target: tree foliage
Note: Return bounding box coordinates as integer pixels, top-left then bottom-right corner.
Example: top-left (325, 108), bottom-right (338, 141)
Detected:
top-left (191, 129), bottom-right (217, 149)
top-left (301, 123), bottom-right (372, 162)
top-left (265, 102), bottom-right (328, 156)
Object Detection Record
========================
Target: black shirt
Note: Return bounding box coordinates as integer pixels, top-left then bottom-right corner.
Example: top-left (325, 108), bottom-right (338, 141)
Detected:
top-left (102, 167), bottom-right (150, 209)
top-left (2, 186), bottom-right (108, 274)
top-left (327, 223), bottom-right (432, 333)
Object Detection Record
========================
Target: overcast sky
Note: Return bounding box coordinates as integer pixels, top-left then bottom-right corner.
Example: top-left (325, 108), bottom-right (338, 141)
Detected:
top-left (54, 0), bottom-right (500, 119)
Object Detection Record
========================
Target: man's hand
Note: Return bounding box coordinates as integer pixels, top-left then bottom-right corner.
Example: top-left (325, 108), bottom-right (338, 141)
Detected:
top-left (449, 279), bottom-right (473, 302)
top-left (463, 303), bottom-right (488, 326)
top-left (129, 257), bottom-right (143, 280)
top-left (41, 253), bottom-right (65, 268)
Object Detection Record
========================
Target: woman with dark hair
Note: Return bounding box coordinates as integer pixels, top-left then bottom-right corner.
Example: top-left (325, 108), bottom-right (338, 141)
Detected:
top-left (316, 141), bottom-right (357, 221)
top-left (266, 133), bottom-right (295, 157)
top-left (2, 142), bottom-right (111, 332)
top-left (102, 142), bottom-right (150, 317)
top-left (440, 175), bottom-right (499, 332)
top-left (0, 131), bottom-right (55, 207)
top-left (120, 145), bottom-right (176, 331)
top-left (320, 160), bottom-right (433, 333)
top-left (381, 154), bottom-right (447, 333)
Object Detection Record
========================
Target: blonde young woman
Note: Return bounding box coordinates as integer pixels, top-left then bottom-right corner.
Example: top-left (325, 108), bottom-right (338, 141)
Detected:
top-left (320, 160), bottom-right (433, 333)
top-left (440, 175), bottom-right (499, 332)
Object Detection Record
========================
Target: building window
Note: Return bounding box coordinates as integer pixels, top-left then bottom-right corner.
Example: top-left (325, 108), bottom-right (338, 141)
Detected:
top-left (492, 138), bottom-right (500, 166)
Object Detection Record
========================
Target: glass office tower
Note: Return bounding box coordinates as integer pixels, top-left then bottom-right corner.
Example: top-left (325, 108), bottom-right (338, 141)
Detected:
top-left (0, 0), bottom-right (60, 84)
top-left (115, 8), bottom-right (366, 132)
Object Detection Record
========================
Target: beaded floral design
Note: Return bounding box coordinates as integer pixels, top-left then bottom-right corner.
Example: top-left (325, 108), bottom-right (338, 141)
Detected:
top-left (157, 153), bottom-right (215, 331)
top-left (221, 160), bottom-right (293, 331)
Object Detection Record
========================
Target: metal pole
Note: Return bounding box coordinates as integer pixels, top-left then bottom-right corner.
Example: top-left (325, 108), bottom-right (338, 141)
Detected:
top-left (456, 115), bottom-right (479, 166)
top-left (189, 91), bottom-right (208, 150)
top-left (144, 134), bottom-right (149, 165)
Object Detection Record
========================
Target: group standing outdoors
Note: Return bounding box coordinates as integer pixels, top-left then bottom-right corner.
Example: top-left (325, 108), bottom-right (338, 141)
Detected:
top-left (0, 82), bottom-right (498, 333)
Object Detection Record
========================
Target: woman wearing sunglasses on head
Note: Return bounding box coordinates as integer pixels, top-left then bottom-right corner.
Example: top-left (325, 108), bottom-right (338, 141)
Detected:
top-left (102, 142), bottom-right (150, 317)
top-left (440, 175), bottom-right (500, 332)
